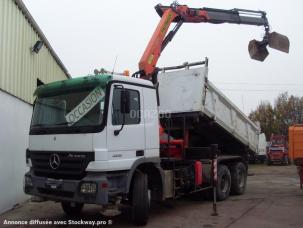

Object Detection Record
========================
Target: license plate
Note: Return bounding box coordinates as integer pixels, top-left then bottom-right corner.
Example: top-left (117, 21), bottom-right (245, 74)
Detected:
top-left (45, 179), bottom-right (63, 190)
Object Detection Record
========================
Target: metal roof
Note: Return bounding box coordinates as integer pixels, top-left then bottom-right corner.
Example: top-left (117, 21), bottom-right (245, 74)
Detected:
top-left (14, 0), bottom-right (71, 78)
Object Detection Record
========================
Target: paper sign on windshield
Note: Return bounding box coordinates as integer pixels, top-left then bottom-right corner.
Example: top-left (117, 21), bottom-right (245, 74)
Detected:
top-left (65, 86), bottom-right (105, 126)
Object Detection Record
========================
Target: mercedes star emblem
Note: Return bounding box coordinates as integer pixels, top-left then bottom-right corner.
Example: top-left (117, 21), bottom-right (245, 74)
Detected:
top-left (49, 154), bottom-right (60, 170)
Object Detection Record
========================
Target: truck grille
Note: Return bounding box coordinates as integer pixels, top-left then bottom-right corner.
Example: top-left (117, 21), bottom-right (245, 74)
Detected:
top-left (29, 151), bottom-right (94, 180)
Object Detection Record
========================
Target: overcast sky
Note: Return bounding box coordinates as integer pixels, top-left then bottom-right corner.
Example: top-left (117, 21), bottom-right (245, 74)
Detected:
top-left (23, 0), bottom-right (303, 115)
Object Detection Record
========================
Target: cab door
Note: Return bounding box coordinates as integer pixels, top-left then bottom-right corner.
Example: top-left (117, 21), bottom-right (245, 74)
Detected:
top-left (106, 83), bottom-right (145, 170)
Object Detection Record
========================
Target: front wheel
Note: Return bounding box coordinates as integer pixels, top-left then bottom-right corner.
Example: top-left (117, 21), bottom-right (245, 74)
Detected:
top-left (267, 159), bottom-right (272, 166)
top-left (216, 165), bottom-right (231, 201)
top-left (131, 172), bottom-right (150, 226)
top-left (61, 202), bottom-right (83, 216)
top-left (230, 162), bottom-right (247, 195)
top-left (283, 156), bottom-right (289, 166)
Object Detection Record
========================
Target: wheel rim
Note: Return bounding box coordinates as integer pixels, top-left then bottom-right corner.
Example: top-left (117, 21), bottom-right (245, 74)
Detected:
top-left (220, 174), bottom-right (229, 193)
top-left (148, 189), bottom-right (151, 208)
top-left (238, 170), bottom-right (245, 188)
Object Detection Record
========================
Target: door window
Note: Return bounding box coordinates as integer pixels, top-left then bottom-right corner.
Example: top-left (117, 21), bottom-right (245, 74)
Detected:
top-left (112, 88), bottom-right (140, 125)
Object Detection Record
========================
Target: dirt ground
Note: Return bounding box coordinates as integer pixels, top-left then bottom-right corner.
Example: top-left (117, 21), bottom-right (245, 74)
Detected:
top-left (1, 164), bottom-right (302, 228)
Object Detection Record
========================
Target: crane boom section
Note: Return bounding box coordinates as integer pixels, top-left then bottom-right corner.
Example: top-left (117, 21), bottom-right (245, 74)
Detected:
top-left (138, 3), bottom-right (289, 80)
top-left (139, 9), bottom-right (178, 77)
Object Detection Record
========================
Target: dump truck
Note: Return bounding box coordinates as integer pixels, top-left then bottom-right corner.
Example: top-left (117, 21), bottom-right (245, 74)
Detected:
top-left (249, 132), bottom-right (267, 164)
top-left (24, 2), bottom-right (289, 225)
top-left (267, 134), bottom-right (289, 165)
top-left (289, 125), bottom-right (303, 188)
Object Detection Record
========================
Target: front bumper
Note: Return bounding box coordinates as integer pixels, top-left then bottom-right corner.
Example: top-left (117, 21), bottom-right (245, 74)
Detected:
top-left (24, 170), bottom-right (127, 205)
top-left (269, 155), bottom-right (284, 162)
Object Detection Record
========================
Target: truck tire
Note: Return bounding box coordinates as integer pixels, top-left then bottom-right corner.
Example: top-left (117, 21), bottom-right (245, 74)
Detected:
top-left (216, 165), bottom-right (231, 201)
top-left (283, 156), bottom-right (289, 166)
top-left (131, 172), bottom-right (150, 226)
top-left (230, 162), bottom-right (247, 195)
top-left (61, 202), bottom-right (83, 216)
top-left (267, 159), bottom-right (272, 166)
top-left (259, 156), bottom-right (265, 164)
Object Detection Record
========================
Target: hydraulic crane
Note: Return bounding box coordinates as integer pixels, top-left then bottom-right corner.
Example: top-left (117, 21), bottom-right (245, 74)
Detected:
top-left (136, 2), bottom-right (289, 83)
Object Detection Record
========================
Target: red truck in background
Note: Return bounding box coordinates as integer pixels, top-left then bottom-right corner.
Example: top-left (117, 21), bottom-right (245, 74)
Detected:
top-left (267, 135), bottom-right (289, 165)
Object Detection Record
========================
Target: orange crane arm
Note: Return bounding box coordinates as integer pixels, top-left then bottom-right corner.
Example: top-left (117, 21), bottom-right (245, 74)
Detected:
top-left (136, 3), bottom-right (289, 82)
top-left (138, 5), bottom-right (209, 79)
top-left (139, 8), bottom-right (179, 78)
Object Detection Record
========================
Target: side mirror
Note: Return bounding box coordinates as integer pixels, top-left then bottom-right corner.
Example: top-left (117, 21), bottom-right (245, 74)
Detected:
top-left (120, 89), bottom-right (130, 114)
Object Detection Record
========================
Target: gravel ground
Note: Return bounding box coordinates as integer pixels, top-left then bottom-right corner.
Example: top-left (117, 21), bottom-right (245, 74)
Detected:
top-left (0, 164), bottom-right (302, 228)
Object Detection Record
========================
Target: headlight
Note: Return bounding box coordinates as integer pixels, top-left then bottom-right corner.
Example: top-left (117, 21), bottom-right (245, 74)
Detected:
top-left (26, 149), bottom-right (32, 167)
top-left (24, 175), bottom-right (33, 187)
top-left (26, 158), bottom-right (32, 167)
top-left (80, 182), bottom-right (97, 194)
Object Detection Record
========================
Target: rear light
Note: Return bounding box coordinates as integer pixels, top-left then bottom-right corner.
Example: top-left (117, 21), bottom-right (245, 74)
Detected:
top-left (195, 161), bottom-right (203, 185)
top-left (101, 182), bottom-right (109, 189)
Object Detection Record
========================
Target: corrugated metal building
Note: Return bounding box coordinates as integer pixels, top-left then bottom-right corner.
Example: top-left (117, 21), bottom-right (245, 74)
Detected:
top-left (0, 0), bottom-right (70, 214)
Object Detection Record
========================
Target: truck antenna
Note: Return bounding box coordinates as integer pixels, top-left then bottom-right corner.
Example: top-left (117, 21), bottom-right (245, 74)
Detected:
top-left (112, 55), bottom-right (118, 74)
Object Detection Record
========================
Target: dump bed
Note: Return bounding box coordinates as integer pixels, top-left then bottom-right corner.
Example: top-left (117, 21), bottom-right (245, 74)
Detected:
top-left (289, 125), bottom-right (303, 165)
top-left (158, 64), bottom-right (261, 153)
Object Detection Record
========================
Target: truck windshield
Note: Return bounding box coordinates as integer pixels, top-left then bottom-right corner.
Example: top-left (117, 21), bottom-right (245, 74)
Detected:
top-left (271, 139), bottom-right (284, 145)
top-left (30, 86), bottom-right (105, 134)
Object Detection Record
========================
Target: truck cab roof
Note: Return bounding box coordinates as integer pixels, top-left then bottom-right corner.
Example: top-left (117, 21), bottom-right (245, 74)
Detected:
top-left (111, 75), bottom-right (154, 86)
top-left (34, 74), bottom-right (154, 97)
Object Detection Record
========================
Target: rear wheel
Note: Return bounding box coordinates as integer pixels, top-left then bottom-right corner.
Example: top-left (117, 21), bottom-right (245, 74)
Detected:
top-left (216, 165), bottom-right (231, 201)
top-left (230, 162), bottom-right (247, 195)
top-left (283, 156), bottom-right (289, 166)
top-left (61, 202), bottom-right (83, 216)
top-left (131, 172), bottom-right (150, 226)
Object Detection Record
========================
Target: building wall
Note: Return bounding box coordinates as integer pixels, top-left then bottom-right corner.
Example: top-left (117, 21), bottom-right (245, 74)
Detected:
top-left (0, 90), bottom-right (32, 214)
top-left (0, 0), bottom-right (70, 214)
top-left (0, 0), bottom-right (68, 104)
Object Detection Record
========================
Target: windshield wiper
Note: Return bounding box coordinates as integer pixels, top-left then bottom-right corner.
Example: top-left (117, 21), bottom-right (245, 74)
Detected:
top-left (32, 124), bottom-right (47, 127)
top-left (52, 122), bottom-right (71, 126)
top-left (32, 122), bottom-right (72, 127)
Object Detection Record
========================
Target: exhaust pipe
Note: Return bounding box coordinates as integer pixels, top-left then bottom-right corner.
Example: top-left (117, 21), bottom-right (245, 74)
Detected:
top-left (248, 32), bottom-right (289, 62)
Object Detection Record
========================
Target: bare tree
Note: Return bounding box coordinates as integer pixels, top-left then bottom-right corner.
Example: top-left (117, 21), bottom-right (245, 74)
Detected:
top-left (249, 101), bottom-right (277, 140)
top-left (249, 92), bottom-right (303, 140)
